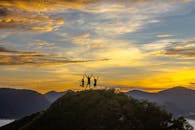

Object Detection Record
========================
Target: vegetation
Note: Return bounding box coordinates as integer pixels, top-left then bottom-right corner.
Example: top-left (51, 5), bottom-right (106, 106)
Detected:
top-left (1, 89), bottom-right (193, 130)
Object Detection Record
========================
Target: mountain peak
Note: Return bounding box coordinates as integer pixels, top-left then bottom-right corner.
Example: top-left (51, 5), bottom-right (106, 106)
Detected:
top-left (127, 89), bottom-right (148, 94)
top-left (159, 86), bottom-right (193, 94)
top-left (168, 86), bottom-right (189, 90)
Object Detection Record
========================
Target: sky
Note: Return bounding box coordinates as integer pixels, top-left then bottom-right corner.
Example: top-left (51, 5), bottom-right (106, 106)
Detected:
top-left (0, 0), bottom-right (195, 93)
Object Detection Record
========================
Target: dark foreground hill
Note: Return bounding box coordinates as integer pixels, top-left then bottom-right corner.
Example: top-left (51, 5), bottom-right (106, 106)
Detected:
top-left (1, 90), bottom-right (192, 130)
top-left (45, 86), bottom-right (195, 118)
top-left (0, 88), bottom-right (50, 119)
top-left (127, 87), bottom-right (195, 117)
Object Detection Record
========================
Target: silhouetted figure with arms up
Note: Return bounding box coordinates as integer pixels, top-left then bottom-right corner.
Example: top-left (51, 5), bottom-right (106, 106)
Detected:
top-left (85, 74), bottom-right (92, 88)
top-left (93, 76), bottom-right (99, 87)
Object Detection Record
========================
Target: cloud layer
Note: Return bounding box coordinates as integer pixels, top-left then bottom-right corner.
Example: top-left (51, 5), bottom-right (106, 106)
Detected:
top-left (0, 0), bottom-right (191, 32)
top-left (0, 46), bottom-right (107, 65)
top-left (0, 0), bottom-right (194, 92)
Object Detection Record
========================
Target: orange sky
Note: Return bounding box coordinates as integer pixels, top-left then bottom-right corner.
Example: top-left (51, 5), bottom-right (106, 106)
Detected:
top-left (0, 0), bottom-right (195, 93)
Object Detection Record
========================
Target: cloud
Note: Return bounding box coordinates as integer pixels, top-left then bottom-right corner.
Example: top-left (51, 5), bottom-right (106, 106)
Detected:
top-left (0, 46), bottom-right (13, 52)
top-left (161, 39), bottom-right (195, 58)
top-left (72, 33), bottom-right (109, 50)
top-left (66, 35), bottom-right (147, 69)
top-left (0, 7), bottom-right (8, 16)
top-left (143, 38), bottom-right (195, 58)
top-left (69, 0), bottom-right (192, 36)
top-left (164, 48), bottom-right (195, 57)
top-left (190, 82), bottom-right (195, 85)
top-left (0, 8), bottom-right (64, 32)
top-left (0, 1), bottom-right (66, 32)
top-left (0, 0), bottom-right (191, 32)
top-left (157, 34), bottom-right (175, 38)
top-left (0, 46), bottom-right (108, 66)
top-left (0, 0), bottom-right (190, 11)
top-left (0, 0), bottom-right (194, 92)
top-left (29, 39), bottom-right (57, 51)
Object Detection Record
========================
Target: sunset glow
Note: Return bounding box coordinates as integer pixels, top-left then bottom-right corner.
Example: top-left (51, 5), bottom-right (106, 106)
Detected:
top-left (0, 0), bottom-right (195, 93)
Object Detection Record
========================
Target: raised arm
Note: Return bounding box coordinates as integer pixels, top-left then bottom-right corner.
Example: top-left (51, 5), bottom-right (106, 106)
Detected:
top-left (85, 74), bottom-right (88, 78)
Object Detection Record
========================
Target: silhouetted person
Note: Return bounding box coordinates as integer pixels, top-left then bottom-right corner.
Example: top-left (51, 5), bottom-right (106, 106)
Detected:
top-left (93, 76), bottom-right (99, 87)
top-left (80, 75), bottom-right (85, 87)
top-left (85, 74), bottom-right (92, 88)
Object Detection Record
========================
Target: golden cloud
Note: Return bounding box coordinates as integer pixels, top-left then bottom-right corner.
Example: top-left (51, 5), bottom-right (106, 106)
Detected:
top-left (157, 34), bottom-right (175, 38)
top-left (0, 46), bottom-right (108, 66)
top-left (0, 6), bottom-right (64, 32)
top-left (159, 39), bottom-right (195, 58)
top-left (0, 0), bottom-right (191, 32)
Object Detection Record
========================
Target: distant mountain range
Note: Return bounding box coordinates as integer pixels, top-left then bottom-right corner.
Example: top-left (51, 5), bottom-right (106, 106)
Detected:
top-left (127, 87), bottom-right (195, 118)
top-left (0, 87), bottom-right (195, 119)
top-left (0, 88), bottom-right (70, 119)
top-left (0, 88), bottom-right (50, 119)
top-left (44, 90), bottom-right (72, 103)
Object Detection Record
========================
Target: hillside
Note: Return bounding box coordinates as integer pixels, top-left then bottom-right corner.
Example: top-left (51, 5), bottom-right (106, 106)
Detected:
top-left (0, 88), bottom-right (50, 119)
top-left (127, 87), bottom-right (195, 117)
top-left (0, 90), bottom-right (192, 130)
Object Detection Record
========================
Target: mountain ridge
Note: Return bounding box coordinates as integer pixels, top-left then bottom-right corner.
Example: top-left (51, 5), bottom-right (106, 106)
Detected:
top-left (127, 86), bottom-right (195, 117)
top-left (0, 88), bottom-right (50, 119)
top-left (1, 86), bottom-right (195, 119)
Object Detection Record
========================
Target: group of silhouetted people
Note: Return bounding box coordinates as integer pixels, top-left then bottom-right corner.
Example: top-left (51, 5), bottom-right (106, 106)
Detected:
top-left (80, 74), bottom-right (99, 88)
